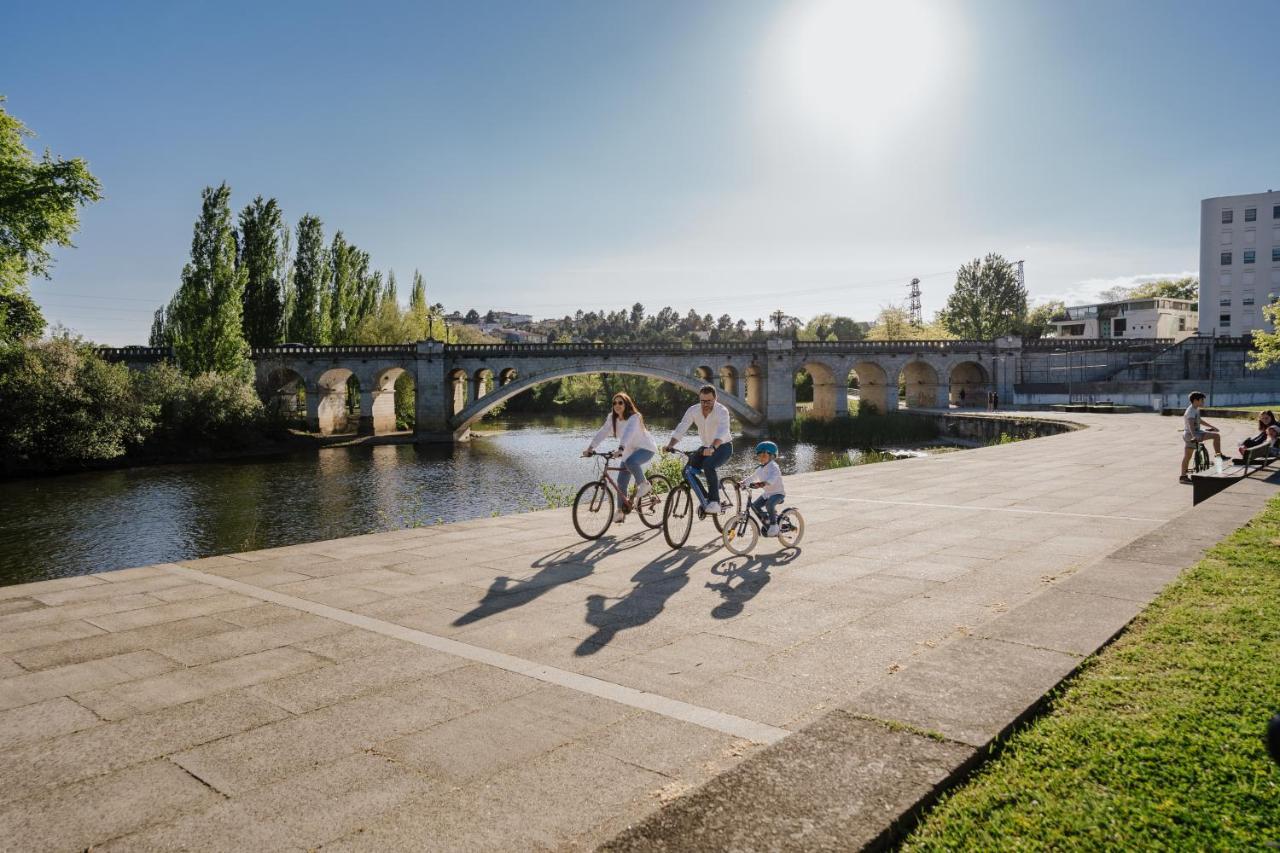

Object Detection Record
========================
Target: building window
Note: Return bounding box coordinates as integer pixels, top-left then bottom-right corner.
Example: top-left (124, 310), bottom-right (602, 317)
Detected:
top-left (1222, 209), bottom-right (1233, 224)
top-left (1274, 204), bottom-right (1280, 219)
top-left (1243, 295), bottom-right (1255, 306)
top-left (1274, 247), bottom-right (1280, 263)
top-left (1220, 298), bottom-right (1231, 306)
top-left (1178, 317), bottom-right (1186, 331)
top-left (1220, 313), bottom-right (1231, 327)
top-left (1245, 208), bottom-right (1257, 222)
top-left (1221, 231), bottom-right (1232, 245)
top-left (1221, 251), bottom-right (1232, 265)
top-left (1244, 250), bottom-right (1256, 264)
top-left (1113, 318), bottom-right (1127, 335)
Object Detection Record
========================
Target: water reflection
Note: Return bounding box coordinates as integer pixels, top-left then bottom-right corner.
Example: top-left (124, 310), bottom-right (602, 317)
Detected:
top-left (0, 414), bottom-right (925, 586)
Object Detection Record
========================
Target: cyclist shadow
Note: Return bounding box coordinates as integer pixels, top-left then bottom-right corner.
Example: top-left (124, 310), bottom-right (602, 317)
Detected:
top-left (705, 547), bottom-right (802, 620)
top-left (574, 538), bottom-right (722, 656)
top-left (453, 529), bottom-right (660, 627)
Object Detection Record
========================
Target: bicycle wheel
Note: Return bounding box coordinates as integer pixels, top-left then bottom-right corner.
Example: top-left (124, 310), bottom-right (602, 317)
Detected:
top-left (663, 485), bottom-right (694, 549)
top-left (777, 508), bottom-right (805, 548)
top-left (572, 482), bottom-right (614, 540)
top-left (711, 477), bottom-right (741, 533)
top-left (1193, 443), bottom-right (1211, 473)
top-left (721, 512), bottom-right (759, 555)
top-left (633, 474), bottom-right (672, 530)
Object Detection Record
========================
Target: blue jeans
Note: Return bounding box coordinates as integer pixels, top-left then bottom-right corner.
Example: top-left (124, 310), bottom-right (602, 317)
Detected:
top-left (615, 449), bottom-right (653, 496)
top-left (752, 494), bottom-right (784, 526)
top-left (684, 443), bottom-right (732, 507)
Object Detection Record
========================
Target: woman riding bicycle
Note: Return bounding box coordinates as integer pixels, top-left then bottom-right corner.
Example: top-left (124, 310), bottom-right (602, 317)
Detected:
top-left (583, 391), bottom-right (658, 524)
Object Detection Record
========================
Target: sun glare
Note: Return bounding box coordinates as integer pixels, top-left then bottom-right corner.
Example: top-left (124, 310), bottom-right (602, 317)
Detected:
top-left (777, 0), bottom-right (953, 153)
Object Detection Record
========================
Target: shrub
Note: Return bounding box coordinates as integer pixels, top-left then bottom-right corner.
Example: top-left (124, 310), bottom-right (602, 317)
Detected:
top-left (0, 336), bottom-right (151, 474)
top-left (782, 411), bottom-right (939, 447)
top-left (133, 361), bottom-right (264, 451)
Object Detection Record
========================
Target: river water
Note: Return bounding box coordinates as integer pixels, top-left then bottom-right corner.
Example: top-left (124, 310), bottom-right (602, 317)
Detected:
top-left (0, 414), bottom-right (927, 587)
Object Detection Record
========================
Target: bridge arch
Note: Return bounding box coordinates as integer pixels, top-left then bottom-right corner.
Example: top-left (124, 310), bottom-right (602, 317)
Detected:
top-left (899, 359), bottom-right (945, 409)
top-left (948, 360), bottom-right (990, 407)
top-left (313, 367), bottom-right (357, 434)
top-left (449, 363), bottom-right (765, 437)
top-left (719, 365), bottom-right (739, 397)
top-left (849, 360), bottom-right (890, 413)
top-left (797, 359), bottom-right (845, 420)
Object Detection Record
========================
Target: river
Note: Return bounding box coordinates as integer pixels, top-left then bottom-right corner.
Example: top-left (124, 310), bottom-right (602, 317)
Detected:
top-left (0, 414), bottom-right (932, 587)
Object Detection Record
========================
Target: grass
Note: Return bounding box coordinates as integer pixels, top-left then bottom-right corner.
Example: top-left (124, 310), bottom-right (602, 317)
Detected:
top-left (900, 496), bottom-right (1280, 851)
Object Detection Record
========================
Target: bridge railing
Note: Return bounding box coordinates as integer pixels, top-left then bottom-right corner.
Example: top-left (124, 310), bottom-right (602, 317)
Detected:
top-left (1021, 338), bottom-right (1174, 351)
top-left (96, 346), bottom-right (174, 361)
top-left (441, 341), bottom-right (766, 356)
top-left (251, 345), bottom-right (418, 357)
top-left (794, 339), bottom-right (993, 352)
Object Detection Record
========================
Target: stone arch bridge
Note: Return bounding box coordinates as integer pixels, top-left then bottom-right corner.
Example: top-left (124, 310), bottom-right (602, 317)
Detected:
top-left (100, 337), bottom-right (1166, 442)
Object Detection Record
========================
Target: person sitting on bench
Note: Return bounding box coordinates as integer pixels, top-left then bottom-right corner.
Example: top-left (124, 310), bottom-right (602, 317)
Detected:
top-left (1238, 410), bottom-right (1280, 460)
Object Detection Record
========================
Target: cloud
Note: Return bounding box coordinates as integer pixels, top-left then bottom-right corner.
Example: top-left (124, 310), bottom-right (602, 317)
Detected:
top-left (1043, 270), bottom-right (1197, 307)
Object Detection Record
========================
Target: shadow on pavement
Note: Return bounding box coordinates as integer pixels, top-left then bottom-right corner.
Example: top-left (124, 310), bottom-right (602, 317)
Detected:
top-left (452, 530), bottom-right (658, 627)
top-left (706, 548), bottom-right (801, 619)
top-left (574, 538), bottom-right (723, 656)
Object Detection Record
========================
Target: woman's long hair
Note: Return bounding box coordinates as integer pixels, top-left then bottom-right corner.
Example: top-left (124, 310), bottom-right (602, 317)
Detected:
top-left (610, 391), bottom-right (640, 431)
top-left (1259, 410), bottom-right (1277, 433)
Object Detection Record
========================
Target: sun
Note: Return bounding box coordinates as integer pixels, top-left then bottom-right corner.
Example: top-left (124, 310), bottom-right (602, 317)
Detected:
top-left (775, 0), bottom-right (954, 153)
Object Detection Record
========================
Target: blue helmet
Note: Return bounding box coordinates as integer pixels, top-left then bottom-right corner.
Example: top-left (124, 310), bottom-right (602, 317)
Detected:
top-left (755, 441), bottom-right (779, 457)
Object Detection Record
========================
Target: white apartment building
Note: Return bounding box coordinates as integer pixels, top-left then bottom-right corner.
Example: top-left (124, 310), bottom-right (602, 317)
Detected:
top-left (1049, 297), bottom-right (1198, 340)
top-left (1200, 190), bottom-right (1280, 336)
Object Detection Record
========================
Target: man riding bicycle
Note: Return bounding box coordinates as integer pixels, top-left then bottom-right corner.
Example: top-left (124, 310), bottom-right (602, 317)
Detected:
top-left (665, 384), bottom-right (733, 514)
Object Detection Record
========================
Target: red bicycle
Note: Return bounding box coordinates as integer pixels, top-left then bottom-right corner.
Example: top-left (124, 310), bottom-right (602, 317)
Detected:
top-left (572, 451), bottom-right (673, 540)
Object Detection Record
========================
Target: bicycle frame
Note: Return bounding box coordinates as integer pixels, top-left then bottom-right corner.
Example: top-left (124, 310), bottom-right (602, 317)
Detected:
top-left (586, 451), bottom-right (633, 506)
top-left (678, 448), bottom-right (720, 506)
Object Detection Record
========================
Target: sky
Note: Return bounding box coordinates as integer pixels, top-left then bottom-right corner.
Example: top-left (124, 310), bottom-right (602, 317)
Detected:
top-left (5, 0), bottom-right (1279, 345)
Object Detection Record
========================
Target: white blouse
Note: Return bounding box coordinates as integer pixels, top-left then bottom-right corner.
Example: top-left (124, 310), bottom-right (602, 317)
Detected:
top-left (589, 413), bottom-right (658, 457)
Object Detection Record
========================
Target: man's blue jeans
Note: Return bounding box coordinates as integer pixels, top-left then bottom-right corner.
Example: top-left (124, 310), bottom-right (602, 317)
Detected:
top-left (615, 449), bottom-right (654, 495)
top-left (684, 443), bottom-right (732, 507)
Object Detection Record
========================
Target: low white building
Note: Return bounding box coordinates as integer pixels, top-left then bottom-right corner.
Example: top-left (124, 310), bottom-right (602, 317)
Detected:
top-left (1200, 190), bottom-right (1280, 336)
top-left (1049, 298), bottom-right (1198, 340)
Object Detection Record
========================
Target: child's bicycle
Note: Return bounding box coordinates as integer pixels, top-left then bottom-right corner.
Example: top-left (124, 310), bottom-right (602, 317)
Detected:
top-left (660, 448), bottom-right (741, 549)
top-left (721, 482), bottom-right (804, 555)
top-left (572, 451), bottom-right (673, 540)
top-left (1181, 428), bottom-right (1217, 474)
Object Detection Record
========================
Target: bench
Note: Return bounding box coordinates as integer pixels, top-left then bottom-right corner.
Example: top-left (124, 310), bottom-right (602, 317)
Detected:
top-left (1190, 441), bottom-right (1280, 504)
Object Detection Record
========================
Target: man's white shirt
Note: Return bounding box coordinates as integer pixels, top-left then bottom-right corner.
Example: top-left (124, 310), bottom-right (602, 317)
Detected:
top-left (672, 401), bottom-right (732, 447)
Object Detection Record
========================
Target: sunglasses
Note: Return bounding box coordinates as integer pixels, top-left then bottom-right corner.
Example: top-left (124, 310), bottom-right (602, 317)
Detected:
top-left (612, 400), bottom-right (626, 406)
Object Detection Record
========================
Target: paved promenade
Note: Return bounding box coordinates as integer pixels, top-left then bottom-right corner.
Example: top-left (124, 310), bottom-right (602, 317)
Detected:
top-left (0, 413), bottom-right (1273, 851)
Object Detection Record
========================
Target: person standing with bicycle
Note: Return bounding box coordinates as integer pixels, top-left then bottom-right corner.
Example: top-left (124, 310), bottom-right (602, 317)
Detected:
top-left (664, 385), bottom-right (733, 514)
top-left (1180, 390), bottom-right (1230, 484)
top-left (583, 391), bottom-right (658, 524)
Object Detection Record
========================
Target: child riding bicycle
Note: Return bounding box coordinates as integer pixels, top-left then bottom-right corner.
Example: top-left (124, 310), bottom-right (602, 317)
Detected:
top-left (748, 441), bottom-right (785, 536)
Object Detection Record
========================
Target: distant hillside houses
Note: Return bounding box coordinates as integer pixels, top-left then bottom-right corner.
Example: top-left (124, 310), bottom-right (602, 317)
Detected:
top-left (446, 309), bottom-right (546, 344)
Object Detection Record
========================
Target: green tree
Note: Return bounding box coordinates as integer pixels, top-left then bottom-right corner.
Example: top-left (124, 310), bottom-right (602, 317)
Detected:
top-left (237, 196), bottom-right (286, 347)
top-left (867, 305), bottom-right (954, 341)
top-left (168, 183), bottom-right (250, 375)
top-left (0, 96), bottom-right (102, 342)
top-left (408, 269), bottom-right (431, 340)
top-left (940, 253), bottom-right (1028, 339)
top-left (383, 269), bottom-right (398, 307)
top-left (1129, 277), bottom-right (1199, 301)
top-left (0, 96), bottom-right (103, 295)
top-left (0, 290), bottom-right (45, 343)
top-left (148, 304), bottom-right (171, 347)
top-left (1248, 300), bottom-right (1280, 369)
top-left (1019, 300), bottom-right (1066, 339)
top-left (289, 215), bottom-right (328, 344)
top-left (328, 231), bottom-right (362, 344)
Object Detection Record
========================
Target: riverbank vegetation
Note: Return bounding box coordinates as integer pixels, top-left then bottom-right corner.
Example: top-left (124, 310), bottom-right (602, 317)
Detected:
top-left (0, 335), bottom-right (274, 476)
top-left (902, 495), bottom-right (1280, 850)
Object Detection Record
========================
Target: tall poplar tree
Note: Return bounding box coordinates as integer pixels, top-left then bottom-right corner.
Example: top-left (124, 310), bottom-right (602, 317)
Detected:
top-left (408, 269), bottom-right (431, 340)
top-left (289, 215), bottom-right (329, 344)
top-left (237, 196), bottom-right (286, 347)
top-left (328, 231), bottom-right (360, 344)
top-left (169, 183), bottom-right (249, 375)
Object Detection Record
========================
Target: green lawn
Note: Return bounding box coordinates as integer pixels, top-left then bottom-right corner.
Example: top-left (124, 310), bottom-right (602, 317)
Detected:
top-left (901, 496), bottom-right (1280, 850)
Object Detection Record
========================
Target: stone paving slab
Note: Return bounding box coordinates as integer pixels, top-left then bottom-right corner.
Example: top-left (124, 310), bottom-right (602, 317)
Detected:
top-left (0, 412), bottom-right (1275, 850)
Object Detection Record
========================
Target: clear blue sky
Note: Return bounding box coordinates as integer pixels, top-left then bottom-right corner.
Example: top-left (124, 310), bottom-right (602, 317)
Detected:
top-left (5, 0), bottom-right (1278, 344)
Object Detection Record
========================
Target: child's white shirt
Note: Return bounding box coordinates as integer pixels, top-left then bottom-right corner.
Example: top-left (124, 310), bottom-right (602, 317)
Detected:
top-left (751, 460), bottom-right (784, 498)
